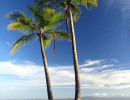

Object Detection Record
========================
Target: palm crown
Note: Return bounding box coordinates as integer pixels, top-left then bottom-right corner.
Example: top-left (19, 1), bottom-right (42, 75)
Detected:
top-left (51, 0), bottom-right (97, 33)
top-left (50, 0), bottom-right (97, 21)
top-left (7, 7), bottom-right (70, 55)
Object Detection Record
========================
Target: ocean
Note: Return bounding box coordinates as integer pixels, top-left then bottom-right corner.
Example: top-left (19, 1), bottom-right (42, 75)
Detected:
top-left (1, 97), bottom-right (130, 100)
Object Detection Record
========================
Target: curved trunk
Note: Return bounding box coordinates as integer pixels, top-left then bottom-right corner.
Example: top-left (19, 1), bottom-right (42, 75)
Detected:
top-left (39, 36), bottom-right (53, 100)
top-left (67, 1), bottom-right (81, 100)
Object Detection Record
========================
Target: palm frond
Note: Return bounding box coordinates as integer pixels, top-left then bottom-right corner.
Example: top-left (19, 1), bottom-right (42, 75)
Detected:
top-left (44, 12), bottom-right (65, 30)
top-left (48, 30), bottom-right (71, 41)
top-left (27, 6), bottom-right (56, 29)
top-left (42, 36), bottom-right (51, 49)
top-left (6, 11), bottom-right (27, 21)
top-left (7, 11), bottom-right (37, 34)
top-left (8, 21), bottom-right (35, 34)
top-left (87, 0), bottom-right (98, 7)
top-left (11, 33), bottom-right (37, 55)
top-left (27, 6), bottom-right (45, 28)
top-left (74, 0), bottom-right (98, 9)
top-left (34, 0), bottom-right (55, 8)
top-left (71, 3), bottom-right (81, 21)
top-left (54, 1), bottom-right (66, 10)
top-left (41, 7), bottom-right (55, 21)
top-left (27, 6), bottom-right (39, 20)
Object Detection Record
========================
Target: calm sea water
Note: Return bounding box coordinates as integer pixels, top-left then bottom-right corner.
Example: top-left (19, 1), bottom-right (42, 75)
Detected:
top-left (82, 97), bottom-right (130, 100)
top-left (1, 97), bottom-right (130, 100)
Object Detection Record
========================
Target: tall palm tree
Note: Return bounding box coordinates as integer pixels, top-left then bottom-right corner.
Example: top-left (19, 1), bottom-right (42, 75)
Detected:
top-left (54, 0), bottom-right (98, 100)
top-left (6, 7), bottom-right (70, 100)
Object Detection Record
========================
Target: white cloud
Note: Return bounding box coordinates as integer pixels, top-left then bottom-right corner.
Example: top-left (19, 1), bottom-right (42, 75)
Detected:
top-left (111, 59), bottom-right (119, 63)
top-left (119, 0), bottom-right (130, 20)
top-left (107, 0), bottom-right (130, 20)
top-left (79, 59), bottom-right (104, 67)
top-left (121, 93), bottom-right (129, 97)
top-left (94, 93), bottom-right (107, 97)
top-left (121, 0), bottom-right (130, 12)
top-left (81, 64), bottom-right (114, 72)
top-left (0, 59), bottom-right (130, 90)
top-left (97, 64), bottom-right (114, 70)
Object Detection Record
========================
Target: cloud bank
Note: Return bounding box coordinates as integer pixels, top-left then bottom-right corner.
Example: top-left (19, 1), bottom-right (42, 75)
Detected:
top-left (0, 59), bottom-right (130, 90)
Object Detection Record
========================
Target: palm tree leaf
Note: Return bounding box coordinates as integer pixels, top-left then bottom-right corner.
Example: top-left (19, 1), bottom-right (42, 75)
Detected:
top-left (87, 0), bottom-right (98, 7)
top-left (7, 11), bottom-right (37, 34)
top-left (27, 6), bottom-right (39, 19)
top-left (41, 7), bottom-right (55, 22)
top-left (42, 36), bottom-right (51, 49)
top-left (74, 0), bottom-right (98, 9)
top-left (71, 3), bottom-right (81, 21)
top-left (11, 33), bottom-right (37, 55)
top-left (44, 12), bottom-right (65, 31)
top-left (27, 6), bottom-right (46, 28)
top-left (28, 6), bottom-right (56, 29)
top-left (6, 11), bottom-right (27, 21)
top-left (48, 30), bottom-right (71, 41)
top-left (8, 21), bottom-right (35, 34)
top-left (34, 0), bottom-right (55, 8)
top-left (54, 1), bottom-right (66, 10)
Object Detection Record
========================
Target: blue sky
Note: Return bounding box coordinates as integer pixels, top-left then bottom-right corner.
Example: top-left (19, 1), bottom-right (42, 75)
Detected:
top-left (1, 0), bottom-right (130, 99)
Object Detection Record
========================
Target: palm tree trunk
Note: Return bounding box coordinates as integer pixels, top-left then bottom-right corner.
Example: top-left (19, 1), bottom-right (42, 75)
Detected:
top-left (67, 1), bottom-right (81, 100)
top-left (39, 36), bottom-right (53, 100)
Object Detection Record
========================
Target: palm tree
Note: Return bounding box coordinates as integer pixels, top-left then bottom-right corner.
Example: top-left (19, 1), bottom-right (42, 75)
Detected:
top-left (54, 0), bottom-right (98, 100)
top-left (6, 7), bottom-right (70, 100)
